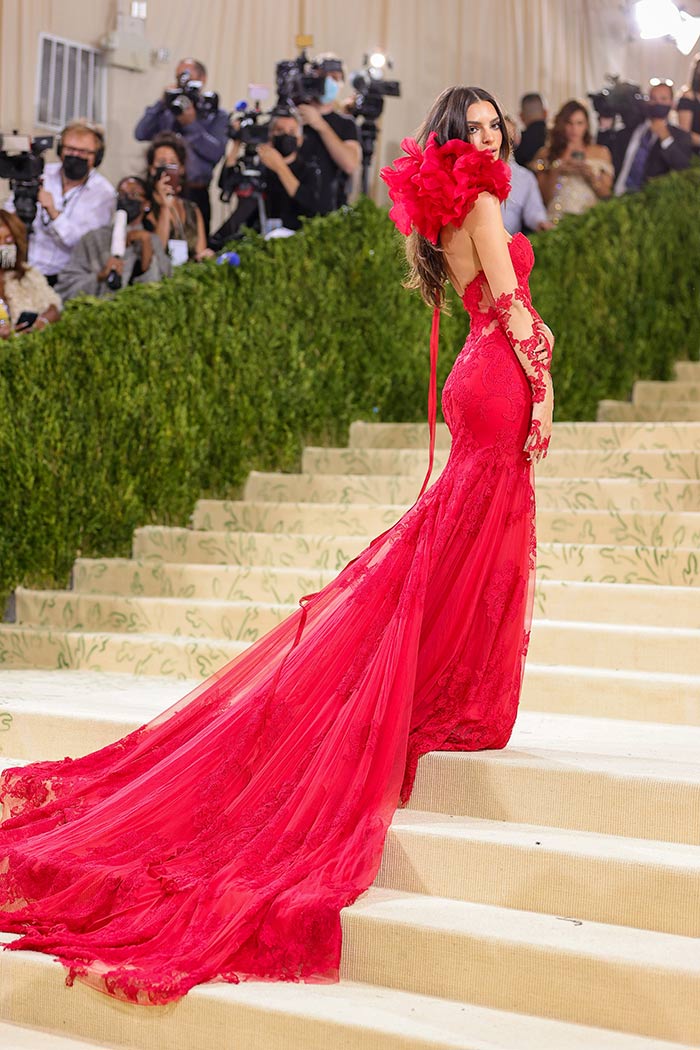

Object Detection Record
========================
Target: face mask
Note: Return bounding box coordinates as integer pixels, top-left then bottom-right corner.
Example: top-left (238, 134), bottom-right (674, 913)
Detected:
top-left (116, 196), bottom-right (143, 224)
top-left (646, 102), bottom-right (672, 119)
top-left (321, 76), bottom-right (341, 105)
top-left (272, 134), bottom-right (298, 157)
top-left (0, 244), bottom-right (17, 269)
top-left (62, 154), bottom-right (89, 181)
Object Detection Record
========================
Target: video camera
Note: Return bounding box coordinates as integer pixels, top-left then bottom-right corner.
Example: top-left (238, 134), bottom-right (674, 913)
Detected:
top-left (275, 49), bottom-right (343, 107)
top-left (350, 56), bottom-right (401, 122)
top-left (589, 76), bottom-right (646, 130)
top-left (165, 70), bottom-right (220, 118)
top-left (0, 132), bottom-right (54, 227)
top-left (220, 98), bottom-right (271, 202)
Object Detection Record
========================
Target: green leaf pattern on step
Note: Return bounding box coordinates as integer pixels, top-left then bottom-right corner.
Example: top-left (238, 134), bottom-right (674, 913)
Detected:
top-left (6, 417), bottom-right (700, 678)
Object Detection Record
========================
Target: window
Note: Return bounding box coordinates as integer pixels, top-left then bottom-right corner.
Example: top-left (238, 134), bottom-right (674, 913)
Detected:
top-left (36, 33), bottom-right (106, 130)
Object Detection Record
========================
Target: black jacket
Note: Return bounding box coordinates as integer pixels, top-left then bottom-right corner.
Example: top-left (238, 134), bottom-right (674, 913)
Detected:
top-left (601, 123), bottom-right (692, 184)
top-left (514, 120), bottom-right (547, 168)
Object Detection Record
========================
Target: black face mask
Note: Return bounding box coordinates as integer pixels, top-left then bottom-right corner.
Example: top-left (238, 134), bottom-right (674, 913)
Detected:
top-left (645, 102), bottom-right (672, 120)
top-left (116, 196), bottom-right (143, 224)
top-left (272, 134), bottom-right (298, 158)
top-left (62, 154), bottom-right (90, 181)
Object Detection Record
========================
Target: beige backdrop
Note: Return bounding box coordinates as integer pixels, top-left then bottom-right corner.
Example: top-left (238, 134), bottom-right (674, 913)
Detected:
top-left (1, 0), bottom-right (698, 221)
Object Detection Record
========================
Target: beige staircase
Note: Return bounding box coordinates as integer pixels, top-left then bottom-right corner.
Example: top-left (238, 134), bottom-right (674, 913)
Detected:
top-left (598, 358), bottom-right (700, 421)
top-left (1, 363), bottom-right (700, 1048)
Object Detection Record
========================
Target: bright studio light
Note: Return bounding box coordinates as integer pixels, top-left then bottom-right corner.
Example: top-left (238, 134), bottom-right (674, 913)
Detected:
top-left (675, 10), bottom-right (700, 53)
top-left (634, 0), bottom-right (700, 54)
top-left (368, 51), bottom-right (387, 70)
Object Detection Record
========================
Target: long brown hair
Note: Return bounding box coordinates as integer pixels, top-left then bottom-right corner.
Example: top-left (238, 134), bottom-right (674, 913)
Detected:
top-left (547, 99), bottom-right (591, 162)
top-left (405, 85), bottom-right (509, 309)
top-left (0, 209), bottom-right (28, 279)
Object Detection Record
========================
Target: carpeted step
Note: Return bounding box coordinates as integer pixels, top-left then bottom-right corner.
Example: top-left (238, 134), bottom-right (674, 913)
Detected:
top-left (528, 618), bottom-right (700, 674)
top-left (632, 379), bottom-right (700, 405)
top-left (14, 591), bottom-right (698, 675)
top-left (301, 445), bottom-right (700, 480)
top-left (191, 500), bottom-right (700, 548)
top-left (73, 562), bottom-right (700, 627)
top-left (131, 526), bottom-right (367, 569)
top-left (340, 888), bottom-right (700, 1044)
top-left (533, 579), bottom-right (700, 627)
top-left (0, 626), bottom-right (243, 680)
top-left (349, 418), bottom-right (700, 451)
top-left (13, 588), bottom-right (296, 642)
top-left (190, 498), bottom-right (403, 536)
top-left (408, 747), bottom-right (700, 842)
top-left (0, 1022), bottom-right (112, 1050)
top-left (674, 360), bottom-right (700, 382)
top-left (377, 810), bottom-right (700, 937)
top-left (243, 471), bottom-right (700, 510)
top-left (521, 664), bottom-right (700, 724)
top-left (128, 528), bottom-right (700, 585)
top-left (597, 400), bottom-right (700, 422)
top-left (536, 539), bottom-right (699, 585)
top-left (0, 939), bottom-right (682, 1050)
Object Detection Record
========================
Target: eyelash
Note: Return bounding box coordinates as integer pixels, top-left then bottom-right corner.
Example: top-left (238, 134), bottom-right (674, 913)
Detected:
top-left (468, 123), bottom-right (501, 134)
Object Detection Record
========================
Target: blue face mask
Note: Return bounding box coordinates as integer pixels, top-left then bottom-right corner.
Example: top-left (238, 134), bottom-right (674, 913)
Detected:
top-left (321, 76), bottom-right (341, 105)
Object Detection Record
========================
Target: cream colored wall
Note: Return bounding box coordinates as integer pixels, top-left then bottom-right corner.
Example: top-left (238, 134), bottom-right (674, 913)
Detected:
top-left (1, 0), bottom-right (696, 218)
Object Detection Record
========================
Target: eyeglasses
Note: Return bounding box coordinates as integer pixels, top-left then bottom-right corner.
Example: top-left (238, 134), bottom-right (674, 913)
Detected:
top-left (649, 77), bottom-right (674, 88)
top-left (62, 146), bottom-right (97, 157)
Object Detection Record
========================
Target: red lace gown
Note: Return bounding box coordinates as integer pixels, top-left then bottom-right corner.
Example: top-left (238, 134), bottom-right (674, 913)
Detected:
top-left (0, 232), bottom-right (543, 1005)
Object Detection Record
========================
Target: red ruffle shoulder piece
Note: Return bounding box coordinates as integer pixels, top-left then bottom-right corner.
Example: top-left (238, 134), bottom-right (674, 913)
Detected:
top-left (380, 132), bottom-right (511, 244)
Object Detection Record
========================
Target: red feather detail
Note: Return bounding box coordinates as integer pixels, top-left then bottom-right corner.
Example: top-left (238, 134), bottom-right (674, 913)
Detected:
top-left (380, 132), bottom-right (511, 244)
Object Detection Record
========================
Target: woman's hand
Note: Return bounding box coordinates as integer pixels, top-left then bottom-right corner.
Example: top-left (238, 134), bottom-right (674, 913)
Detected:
top-left (557, 156), bottom-right (587, 176)
top-left (524, 374), bottom-right (554, 464)
top-left (257, 143), bottom-right (284, 173)
top-left (98, 256), bottom-right (124, 282)
top-left (152, 172), bottom-right (175, 209)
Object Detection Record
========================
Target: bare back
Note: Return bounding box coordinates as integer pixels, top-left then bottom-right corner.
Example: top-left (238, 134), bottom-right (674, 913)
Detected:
top-left (440, 219), bottom-right (513, 299)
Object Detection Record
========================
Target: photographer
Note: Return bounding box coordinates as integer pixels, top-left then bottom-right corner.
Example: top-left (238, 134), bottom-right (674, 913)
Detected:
top-left (55, 177), bottom-right (171, 302)
top-left (143, 132), bottom-right (213, 264)
top-left (297, 54), bottom-right (360, 213)
top-left (134, 57), bottom-right (228, 235)
top-left (210, 111), bottom-right (321, 248)
top-left (0, 209), bottom-right (61, 338)
top-left (4, 121), bottom-right (115, 285)
top-left (612, 79), bottom-right (692, 195)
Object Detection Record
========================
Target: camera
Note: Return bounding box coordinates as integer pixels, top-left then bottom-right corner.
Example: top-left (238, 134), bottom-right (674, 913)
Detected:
top-left (589, 76), bottom-right (646, 130)
top-left (275, 49), bottom-right (326, 107)
top-left (219, 103), bottom-right (270, 202)
top-left (165, 70), bottom-right (220, 118)
top-left (0, 132), bottom-right (54, 227)
top-left (348, 54), bottom-right (401, 196)
top-left (350, 62), bottom-right (401, 122)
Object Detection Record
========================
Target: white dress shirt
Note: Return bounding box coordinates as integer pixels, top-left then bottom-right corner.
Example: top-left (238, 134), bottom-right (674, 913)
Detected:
top-left (5, 162), bottom-right (115, 276)
top-left (502, 159), bottom-right (548, 235)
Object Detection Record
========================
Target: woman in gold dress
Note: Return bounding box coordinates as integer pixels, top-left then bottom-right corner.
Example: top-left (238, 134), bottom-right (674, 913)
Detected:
top-left (532, 99), bottom-right (613, 225)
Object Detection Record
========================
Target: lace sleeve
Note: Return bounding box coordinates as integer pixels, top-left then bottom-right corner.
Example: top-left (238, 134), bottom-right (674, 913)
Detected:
top-left (468, 192), bottom-right (552, 404)
top-left (492, 286), bottom-right (552, 404)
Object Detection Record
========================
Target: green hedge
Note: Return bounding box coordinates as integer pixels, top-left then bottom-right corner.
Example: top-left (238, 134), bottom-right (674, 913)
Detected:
top-left (1, 170), bottom-right (699, 601)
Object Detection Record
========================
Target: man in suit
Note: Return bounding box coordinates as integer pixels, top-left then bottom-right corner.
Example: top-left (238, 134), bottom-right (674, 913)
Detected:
top-left (514, 93), bottom-right (547, 168)
top-left (612, 80), bottom-right (692, 196)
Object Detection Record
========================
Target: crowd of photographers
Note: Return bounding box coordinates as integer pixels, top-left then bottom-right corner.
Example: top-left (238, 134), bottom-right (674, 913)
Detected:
top-left (0, 51), bottom-right (697, 339)
top-left (504, 69), bottom-right (696, 235)
top-left (0, 49), bottom-right (369, 336)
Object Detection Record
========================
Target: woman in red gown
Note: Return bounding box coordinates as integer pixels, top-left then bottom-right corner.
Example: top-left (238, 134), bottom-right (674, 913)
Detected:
top-left (0, 86), bottom-right (553, 1004)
